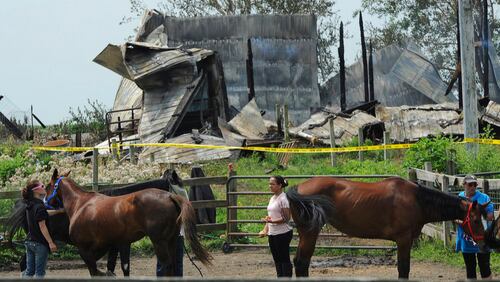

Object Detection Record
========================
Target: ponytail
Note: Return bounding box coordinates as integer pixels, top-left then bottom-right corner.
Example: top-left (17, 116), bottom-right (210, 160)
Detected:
top-left (272, 175), bottom-right (288, 188)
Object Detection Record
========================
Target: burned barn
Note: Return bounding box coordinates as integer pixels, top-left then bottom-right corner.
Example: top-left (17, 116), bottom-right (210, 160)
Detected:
top-left (321, 42), bottom-right (456, 111)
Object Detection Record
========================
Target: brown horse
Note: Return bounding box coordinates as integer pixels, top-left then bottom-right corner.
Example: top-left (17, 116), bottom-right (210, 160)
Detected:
top-left (286, 176), bottom-right (489, 279)
top-left (45, 169), bottom-right (211, 276)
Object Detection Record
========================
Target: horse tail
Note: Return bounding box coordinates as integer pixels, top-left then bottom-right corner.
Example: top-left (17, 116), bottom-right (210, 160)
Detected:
top-left (4, 199), bottom-right (28, 244)
top-left (286, 186), bottom-right (335, 232)
top-left (170, 194), bottom-right (212, 266)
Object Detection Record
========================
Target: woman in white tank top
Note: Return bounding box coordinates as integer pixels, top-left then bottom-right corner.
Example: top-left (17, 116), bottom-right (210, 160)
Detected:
top-left (258, 176), bottom-right (293, 277)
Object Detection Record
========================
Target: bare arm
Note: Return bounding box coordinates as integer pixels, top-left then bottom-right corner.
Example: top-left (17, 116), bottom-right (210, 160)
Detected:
top-left (38, 220), bottom-right (57, 252)
top-left (267, 208), bottom-right (290, 224)
top-left (47, 209), bottom-right (65, 216)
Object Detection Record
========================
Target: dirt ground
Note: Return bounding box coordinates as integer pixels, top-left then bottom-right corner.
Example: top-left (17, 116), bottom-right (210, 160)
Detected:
top-left (0, 249), bottom-right (465, 281)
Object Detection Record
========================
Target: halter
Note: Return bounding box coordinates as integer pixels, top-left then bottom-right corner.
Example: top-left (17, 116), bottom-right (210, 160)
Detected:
top-left (461, 202), bottom-right (484, 242)
top-left (44, 176), bottom-right (64, 210)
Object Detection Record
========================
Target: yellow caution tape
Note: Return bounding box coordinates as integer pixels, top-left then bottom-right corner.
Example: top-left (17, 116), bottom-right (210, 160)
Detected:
top-left (30, 138), bottom-right (500, 154)
top-left (31, 142), bottom-right (412, 154)
top-left (32, 146), bottom-right (94, 152)
top-left (464, 138), bottom-right (500, 145)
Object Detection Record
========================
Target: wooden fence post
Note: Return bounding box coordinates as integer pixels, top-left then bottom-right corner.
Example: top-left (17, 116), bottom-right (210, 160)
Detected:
top-left (111, 139), bottom-right (118, 160)
top-left (424, 162), bottom-right (433, 172)
top-left (408, 168), bottom-right (417, 182)
top-left (130, 144), bottom-right (137, 165)
top-left (329, 118), bottom-right (336, 166)
top-left (358, 127), bottom-right (364, 161)
top-left (442, 175), bottom-right (451, 247)
top-left (383, 131), bottom-right (390, 161)
top-left (483, 179), bottom-right (490, 195)
top-left (92, 148), bottom-right (98, 191)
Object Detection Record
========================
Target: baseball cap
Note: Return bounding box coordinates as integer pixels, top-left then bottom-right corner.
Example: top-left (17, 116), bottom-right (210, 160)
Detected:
top-left (463, 174), bottom-right (478, 184)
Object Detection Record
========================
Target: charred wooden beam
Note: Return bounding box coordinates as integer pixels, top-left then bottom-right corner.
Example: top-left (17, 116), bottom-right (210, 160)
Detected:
top-left (338, 21), bottom-right (346, 111)
top-left (369, 40), bottom-right (374, 101)
top-left (359, 13), bottom-right (369, 102)
top-left (246, 38), bottom-right (255, 102)
top-left (445, 63), bottom-right (461, 96)
top-left (0, 111), bottom-right (23, 139)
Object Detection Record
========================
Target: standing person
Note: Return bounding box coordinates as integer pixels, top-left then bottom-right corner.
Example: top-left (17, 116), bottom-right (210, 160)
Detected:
top-left (259, 175), bottom-right (293, 277)
top-left (455, 174), bottom-right (494, 280)
top-left (22, 180), bottom-right (63, 278)
top-left (156, 170), bottom-right (187, 277)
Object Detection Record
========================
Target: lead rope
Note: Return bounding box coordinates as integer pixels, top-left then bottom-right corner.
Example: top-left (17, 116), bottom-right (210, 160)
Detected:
top-left (183, 242), bottom-right (204, 277)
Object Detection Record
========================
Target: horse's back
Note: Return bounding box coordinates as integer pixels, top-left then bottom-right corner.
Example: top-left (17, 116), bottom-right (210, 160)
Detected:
top-left (297, 176), bottom-right (415, 196)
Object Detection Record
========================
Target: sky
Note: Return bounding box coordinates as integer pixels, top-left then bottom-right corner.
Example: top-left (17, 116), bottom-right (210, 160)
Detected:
top-left (0, 0), bottom-right (377, 125)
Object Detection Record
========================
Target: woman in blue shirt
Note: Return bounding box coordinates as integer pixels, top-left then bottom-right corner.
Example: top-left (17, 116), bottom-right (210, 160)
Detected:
top-left (455, 175), bottom-right (494, 279)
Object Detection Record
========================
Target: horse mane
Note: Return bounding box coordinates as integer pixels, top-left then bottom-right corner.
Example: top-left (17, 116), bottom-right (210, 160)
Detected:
top-left (99, 169), bottom-right (181, 196)
top-left (286, 186), bottom-right (335, 232)
top-left (415, 184), bottom-right (464, 222)
top-left (100, 179), bottom-right (170, 196)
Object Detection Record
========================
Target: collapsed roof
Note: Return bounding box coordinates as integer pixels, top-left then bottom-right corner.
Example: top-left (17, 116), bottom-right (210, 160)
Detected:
top-left (321, 42), bottom-right (456, 111)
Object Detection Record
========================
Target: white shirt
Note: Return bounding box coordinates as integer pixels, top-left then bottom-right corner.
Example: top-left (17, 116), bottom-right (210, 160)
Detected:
top-left (267, 192), bottom-right (292, 235)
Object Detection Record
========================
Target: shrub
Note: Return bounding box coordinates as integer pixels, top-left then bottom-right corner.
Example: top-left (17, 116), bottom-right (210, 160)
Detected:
top-left (403, 135), bottom-right (455, 172)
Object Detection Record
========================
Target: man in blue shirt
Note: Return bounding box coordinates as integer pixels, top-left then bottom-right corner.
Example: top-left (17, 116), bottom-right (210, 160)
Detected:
top-left (455, 174), bottom-right (494, 279)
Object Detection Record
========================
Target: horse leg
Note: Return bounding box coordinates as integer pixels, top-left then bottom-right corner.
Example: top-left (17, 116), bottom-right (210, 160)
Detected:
top-left (294, 227), bottom-right (320, 277)
top-left (119, 244), bottom-right (131, 277)
top-left (78, 248), bottom-right (108, 276)
top-left (396, 235), bottom-right (413, 279)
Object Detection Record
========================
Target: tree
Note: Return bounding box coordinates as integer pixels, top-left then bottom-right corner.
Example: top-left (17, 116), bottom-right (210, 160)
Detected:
top-left (361, 0), bottom-right (500, 80)
top-left (121, 0), bottom-right (341, 82)
top-left (67, 99), bottom-right (109, 141)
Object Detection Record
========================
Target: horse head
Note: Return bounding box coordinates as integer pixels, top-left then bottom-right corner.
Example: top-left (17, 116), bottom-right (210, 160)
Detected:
top-left (45, 168), bottom-right (70, 210)
top-left (460, 199), bottom-right (490, 249)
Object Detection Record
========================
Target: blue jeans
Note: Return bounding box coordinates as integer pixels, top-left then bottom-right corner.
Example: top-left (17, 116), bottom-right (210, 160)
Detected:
top-left (156, 235), bottom-right (184, 277)
top-left (23, 241), bottom-right (49, 278)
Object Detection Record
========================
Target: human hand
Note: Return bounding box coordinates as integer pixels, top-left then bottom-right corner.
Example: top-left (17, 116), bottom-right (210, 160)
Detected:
top-left (261, 216), bottom-right (272, 223)
top-left (49, 242), bottom-right (57, 253)
top-left (258, 230), bottom-right (267, 237)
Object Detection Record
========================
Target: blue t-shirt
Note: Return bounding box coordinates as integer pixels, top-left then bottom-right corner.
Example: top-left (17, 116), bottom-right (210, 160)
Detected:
top-left (455, 190), bottom-right (494, 253)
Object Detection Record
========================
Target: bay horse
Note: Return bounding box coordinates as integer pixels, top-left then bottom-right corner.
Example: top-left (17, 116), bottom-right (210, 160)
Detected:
top-left (4, 171), bottom-right (180, 275)
top-left (286, 176), bottom-right (489, 279)
top-left (43, 168), bottom-right (211, 276)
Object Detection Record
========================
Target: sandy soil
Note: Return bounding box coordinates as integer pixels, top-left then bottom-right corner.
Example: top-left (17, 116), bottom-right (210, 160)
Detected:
top-left (0, 249), bottom-right (465, 281)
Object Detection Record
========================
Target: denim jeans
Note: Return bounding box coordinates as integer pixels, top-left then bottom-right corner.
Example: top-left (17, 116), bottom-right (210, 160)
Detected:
top-left (23, 240), bottom-right (49, 278)
top-left (156, 235), bottom-right (184, 277)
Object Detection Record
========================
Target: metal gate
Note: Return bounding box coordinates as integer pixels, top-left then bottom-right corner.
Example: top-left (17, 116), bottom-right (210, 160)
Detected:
top-left (223, 174), bottom-right (398, 253)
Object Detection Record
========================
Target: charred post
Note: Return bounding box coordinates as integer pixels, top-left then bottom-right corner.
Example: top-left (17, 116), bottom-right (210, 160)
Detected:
top-left (339, 22), bottom-right (346, 111)
top-left (369, 40), bottom-right (374, 101)
top-left (359, 13), bottom-right (369, 103)
top-left (246, 38), bottom-right (255, 102)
